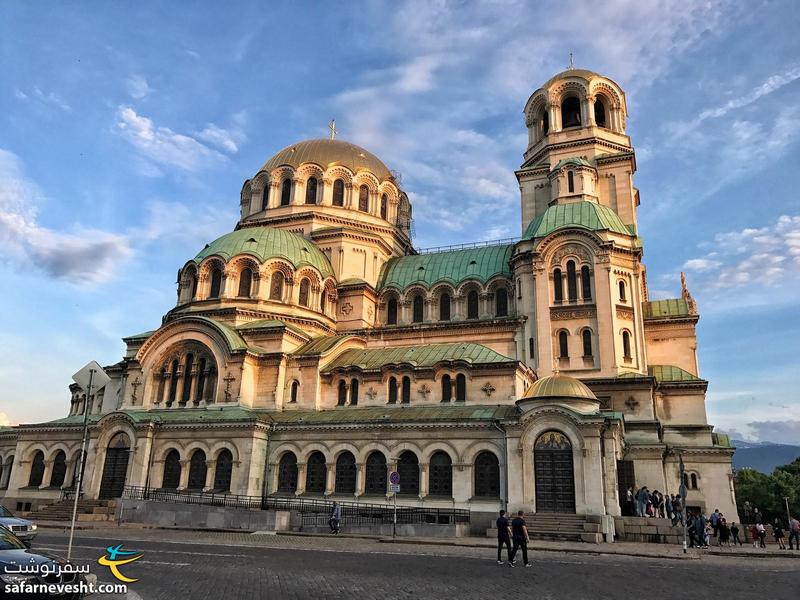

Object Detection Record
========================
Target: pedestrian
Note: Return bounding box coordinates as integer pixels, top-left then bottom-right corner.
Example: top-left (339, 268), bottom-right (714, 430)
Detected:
top-left (496, 510), bottom-right (512, 564)
top-left (788, 516), bottom-right (800, 550)
top-left (687, 512), bottom-right (696, 548)
top-left (718, 518), bottom-right (730, 548)
top-left (696, 512), bottom-right (707, 548)
top-left (750, 524), bottom-right (759, 548)
top-left (665, 494), bottom-right (674, 523)
top-left (743, 501), bottom-right (752, 524)
top-left (730, 522), bottom-right (743, 547)
top-left (635, 487), bottom-right (647, 517)
top-left (756, 522), bottom-right (766, 548)
top-left (626, 487), bottom-right (634, 516)
top-left (703, 521), bottom-right (712, 549)
top-left (672, 495), bottom-right (684, 526)
top-left (709, 508), bottom-right (721, 538)
top-left (774, 521), bottom-right (787, 550)
top-left (508, 510), bottom-right (531, 568)
top-left (754, 507), bottom-right (763, 524)
top-left (328, 501), bottom-right (341, 534)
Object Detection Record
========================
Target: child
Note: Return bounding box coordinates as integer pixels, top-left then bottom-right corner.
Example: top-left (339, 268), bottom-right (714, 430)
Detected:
top-left (750, 524), bottom-right (759, 548)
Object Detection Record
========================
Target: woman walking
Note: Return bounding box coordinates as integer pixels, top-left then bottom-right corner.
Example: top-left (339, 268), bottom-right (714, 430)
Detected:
top-left (774, 521), bottom-right (787, 550)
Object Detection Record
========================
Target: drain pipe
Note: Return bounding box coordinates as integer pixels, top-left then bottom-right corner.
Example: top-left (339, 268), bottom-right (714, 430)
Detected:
top-left (492, 419), bottom-right (509, 512)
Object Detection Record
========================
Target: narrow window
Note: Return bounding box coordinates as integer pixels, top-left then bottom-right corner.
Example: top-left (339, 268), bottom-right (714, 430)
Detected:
top-left (397, 451), bottom-right (419, 495)
top-left (553, 269), bottom-right (563, 302)
top-left (50, 451), bottom-right (67, 487)
top-left (581, 266), bottom-right (592, 300)
top-left (388, 377), bottom-right (397, 404)
top-left (567, 260), bottom-right (577, 301)
top-left (320, 290), bottom-right (327, 313)
top-left (622, 331), bottom-right (632, 359)
top-left (209, 268), bottom-right (222, 298)
top-left (582, 330), bottom-right (593, 357)
top-left (474, 451), bottom-right (500, 498)
top-left (350, 378), bottom-right (359, 405)
top-left (412, 294), bottom-right (424, 323)
top-left (542, 110), bottom-right (549, 136)
top-left (337, 380), bottom-right (347, 406)
top-left (441, 375), bottom-right (452, 402)
top-left (387, 298), bottom-right (398, 325)
top-left (401, 376), bottom-right (411, 404)
top-left (280, 178), bottom-right (292, 205)
top-left (619, 280), bottom-right (627, 301)
top-left (261, 185), bottom-right (270, 210)
top-left (567, 170), bottom-right (575, 193)
top-left (28, 451), bottom-right (45, 487)
top-left (380, 194), bottom-right (388, 219)
top-left (495, 288), bottom-right (508, 317)
top-left (298, 278), bottom-right (310, 307)
top-left (187, 449), bottom-right (207, 490)
top-left (467, 290), bottom-right (479, 319)
top-left (277, 452), bottom-right (298, 493)
top-left (529, 337), bottom-right (535, 361)
top-left (334, 452), bottom-right (356, 494)
top-left (168, 359), bottom-right (179, 405)
top-left (269, 272), bottom-right (284, 301)
top-left (214, 449), bottom-right (233, 492)
top-left (429, 451), bottom-right (452, 497)
top-left (439, 293), bottom-right (451, 321)
top-left (561, 96), bottom-right (581, 128)
top-left (690, 473), bottom-right (698, 489)
top-left (181, 353), bottom-right (194, 404)
top-left (190, 274), bottom-right (198, 300)
top-left (455, 374), bottom-right (466, 402)
top-left (305, 177), bottom-right (318, 204)
top-left (162, 450), bottom-right (181, 489)
top-left (594, 100), bottom-right (607, 127)
top-left (333, 179), bottom-right (344, 206)
top-left (238, 268), bottom-right (252, 297)
top-left (559, 331), bottom-right (569, 358)
top-left (290, 380), bottom-right (298, 403)
top-left (358, 184), bottom-right (369, 212)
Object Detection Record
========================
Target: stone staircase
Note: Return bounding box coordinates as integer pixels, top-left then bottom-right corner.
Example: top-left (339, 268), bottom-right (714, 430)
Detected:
top-left (486, 513), bottom-right (604, 543)
top-left (27, 499), bottom-right (116, 522)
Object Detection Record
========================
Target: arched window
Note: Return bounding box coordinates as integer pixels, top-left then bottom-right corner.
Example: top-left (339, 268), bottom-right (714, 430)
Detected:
top-left (320, 290), bottom-right (327, 313)
top-left (690, 473), bottom-right (699, 489)
top-left (269, 271), bottom-right (284, 301)
top-left (358, 184), bottom-right (369, 212)
top-left (582, 329), bottom-right (593, 357)
top-left (365, 452), bottom-right (386, 495)
top-left (455, 373), bottom-right (466, 402)
top-left (167, 359), bottom-right (179, 406)
top-left (298, 278), bottom-right (310, 307)
top-left (305, 177), bottom-right (318, 204)
top-left (195, 357), bottom-right (207, 404)
top-left (280, 178), bottom-right (292, 205)
top-left (337, 380), bottom-right (347, 406)
top-left (401, 376), bottom-right (411, 404)
top-left (619, 280), bottom-right (627, 301)
top-left (581, 266), bottom-right (592, 300)
top-left (441, 374), bottom-right (452, 402)
top-left (209, 268), bottom-right (222, 299)
top-left (495, 288), bottom-right (508, 317)
top-left (187, 449), bottom-right (207, 490)
top-left (397, 451), bottom-right (419, 496)
top-left (529, 337), bottom-right (535, 361)
top-left (380, 194), bottom-right (388, 219)
top-left (622, 331), bottom-right (632, 359)
top-left (567, 170), bottom-right (575, 193)
top-left (190, 274), bottom-right (198, 300)
top-left (594, 99), bottom-right (607, 127)
top-left (261, 185), bottom-right (270, 211)
top-left (566, 260), bottom-right (577, 301)
top-left (162, 449), bottom-right (181, 489)
top-left (428, 451), bottom-right (452, 497)
top-left (439, 293), bottom-right (451, 321)
top-left (290, 380), bottom-right (299, 403)
top-left (542, 110), bottom-right (549, 136)
top-left (333, 179), bottom-right (345, 206)
top-left (238, 268), bottom-right (252, 297)
top-left (559, 331), bottom-right (569, 358)
top-left (335, 452), bottom-right (356, 494)
top-left (553, 269), bottom-right (563, 303)
top-left (474, 451), bottom-right (500, 498)
top-left (50, 450), bottom-right (67, 487)
top-left (561, 96), bottom-right (581, 128)
top-left (350, 378), bottom-right (359, 405)
top-left (305, 451), bottom-right (326, 494)
top-left (387, 377), bottom-right (397, 404)
top-left (277, 452), bottom-right (298, 493)
top-left (467, 290), bottom-right (479, 319)
top-left (213, 449), bottom-right (233, 492)
top-left (412, 294), bottom-right (424, 323)
top-left (181, 353), bottom-right (194, 404)
top-left (387, 298), bottom-right (398, 325)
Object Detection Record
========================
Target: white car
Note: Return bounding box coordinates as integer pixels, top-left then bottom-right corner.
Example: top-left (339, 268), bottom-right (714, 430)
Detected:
top-left (0, 506), bottom-right (37, 545)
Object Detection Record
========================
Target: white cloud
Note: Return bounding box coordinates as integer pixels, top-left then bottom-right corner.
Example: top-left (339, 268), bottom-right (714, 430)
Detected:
top-left (13, 86), bottom-right (71, 112)
top-left (126, 74), bottom-right (153, 99)
top-left (682, 258), bottom-right (722, 272)
top-left (0, 412), bottom-right (11, 427)
top-left (195, 123), bottom-right (243, 154)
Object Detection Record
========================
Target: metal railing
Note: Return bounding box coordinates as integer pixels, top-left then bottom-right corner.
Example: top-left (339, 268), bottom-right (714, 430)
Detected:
top-left (417, 237), bottom-right (517, 254)
top-left (122, 486), bottom-right (470, 525)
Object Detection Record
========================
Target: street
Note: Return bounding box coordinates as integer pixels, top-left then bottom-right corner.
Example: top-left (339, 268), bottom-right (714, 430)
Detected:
top-left (28, 528), bottom-right (797, 600)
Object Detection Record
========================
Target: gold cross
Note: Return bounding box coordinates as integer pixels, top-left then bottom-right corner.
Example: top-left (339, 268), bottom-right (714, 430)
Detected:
top-left (328, 119), bottom-right (336, 140)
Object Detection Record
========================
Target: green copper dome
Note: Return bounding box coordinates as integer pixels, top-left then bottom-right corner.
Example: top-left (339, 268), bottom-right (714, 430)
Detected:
top-left (194, 227), bottom-right (334, 278)
top-left (522, 201), bottom-right (631, 240)
top-left (523, 373), bottom-right (597, 401)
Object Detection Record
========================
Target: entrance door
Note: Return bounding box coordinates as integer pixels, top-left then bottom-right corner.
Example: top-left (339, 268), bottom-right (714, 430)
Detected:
top-left (534, 431), bottom-right (576, 513)
top-left (616, 460), bottom-right (636, 515)
top-left (99, 432), bottom-right (131, 499)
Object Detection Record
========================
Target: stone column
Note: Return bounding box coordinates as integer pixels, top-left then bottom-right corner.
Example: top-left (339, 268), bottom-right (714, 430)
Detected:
top-left (174, 368), bottom-right (186, 406)
top-left (161, 374), bottom-right (172, 405)
top-left (355, 462), bottom-right (365, 497)
top-left (177, 460), bottom-right (190, 491)
top-left (188, 368), bottom-right (199, 405)
top-left (40, 459), bottom-right (55, 489)
top-left (344, 183), bottom-right (354, 209)
top-left (295, 463), bottom-right (307, 495)
top-left (419, 463), bottom-right (429, 498)
top-left (292, 177), bottom-right (304, 205)
top-left (325, 463), bottom-right (336, 496)
top-left (204, 460), bottom-right (216, 491)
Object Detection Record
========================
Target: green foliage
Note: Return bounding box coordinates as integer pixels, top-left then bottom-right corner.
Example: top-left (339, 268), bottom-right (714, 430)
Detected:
top-left (735, 458), bottom-right (800, 524)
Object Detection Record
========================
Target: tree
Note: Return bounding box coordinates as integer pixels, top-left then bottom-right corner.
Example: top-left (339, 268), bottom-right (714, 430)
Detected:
top-left (735, 457), bottom-right (800, 524)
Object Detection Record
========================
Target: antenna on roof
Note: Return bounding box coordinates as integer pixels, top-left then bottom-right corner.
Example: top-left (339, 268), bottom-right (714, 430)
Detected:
top-left (328, 119), bottom-right (337, 140)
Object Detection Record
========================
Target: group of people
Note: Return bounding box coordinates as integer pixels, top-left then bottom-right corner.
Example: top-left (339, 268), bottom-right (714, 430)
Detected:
top-left (496, 510), bottom-right (533, 568)
top-left (625, 486), bottom-right (684, 525)
top-left (686, 509), bottom-right (741, 548)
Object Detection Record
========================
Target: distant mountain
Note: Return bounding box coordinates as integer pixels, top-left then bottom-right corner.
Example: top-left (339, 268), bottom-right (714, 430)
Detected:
top-left (731, 439), bottom-right (800, 473)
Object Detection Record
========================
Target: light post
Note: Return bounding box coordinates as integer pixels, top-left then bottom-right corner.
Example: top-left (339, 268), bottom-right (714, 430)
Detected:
top-left (676, 448), bottom-right (688, 554)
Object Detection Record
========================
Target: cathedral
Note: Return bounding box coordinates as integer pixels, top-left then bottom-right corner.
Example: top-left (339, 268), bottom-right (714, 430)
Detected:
top-left (0, 67), bottom-right (737, 529)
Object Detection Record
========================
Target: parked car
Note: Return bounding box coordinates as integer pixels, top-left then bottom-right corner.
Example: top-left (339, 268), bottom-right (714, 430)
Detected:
top-left (0, 527), bottom-right (96, 598)
top-left (0, 507), bottom-right (37, 546)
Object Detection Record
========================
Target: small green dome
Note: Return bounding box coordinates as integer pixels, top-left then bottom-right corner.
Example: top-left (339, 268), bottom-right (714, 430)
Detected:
top-left (522, 201), bottom-right (631, 240)
top-left (523, 373), bottom-right (597, 401)
top-left (551, 157), bottom-right (593, 171)
top-left (194, 227), bottom-right (334, 278)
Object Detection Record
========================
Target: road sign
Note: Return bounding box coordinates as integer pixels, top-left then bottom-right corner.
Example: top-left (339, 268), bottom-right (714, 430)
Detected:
top-left (389, 483), bottom-right (400, 493)
top-left (72, 360), bottom-right (111, 392)
top-left (389, 471), bottom-right (400, 485)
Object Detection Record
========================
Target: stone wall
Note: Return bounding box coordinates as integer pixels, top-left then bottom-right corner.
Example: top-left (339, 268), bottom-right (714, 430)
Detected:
top-left (614, 516), bottom-right (685, 544)
top-left (118, 499), bottom-right (291, 532)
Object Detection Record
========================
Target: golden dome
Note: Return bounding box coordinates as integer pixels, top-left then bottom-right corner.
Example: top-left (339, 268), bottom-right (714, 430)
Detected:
top-left (259, 139), bottom-right (393, 181)
top-left (523, 373), bottom-right (597, 401)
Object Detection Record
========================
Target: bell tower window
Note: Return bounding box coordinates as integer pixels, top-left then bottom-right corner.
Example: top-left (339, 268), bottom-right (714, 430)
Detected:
top-left (594, 99), bottom-right (607, 127)
top-left (280, 178), bottom-right (292, 206)
top-left (542, 110), bottom-right (549, 136)
top-left (333, 179), bottom-right (344, 206)
top-left (305, 177), bottom-right (318, 204)
top-left (561, 96), bottom-right (581, 128)
top-left (380, 194), bottom-right (388, 219)
top-left (567, 170), bottom-right (575, 193)
top-left (358, 185), bottom-right (369, 212)
top-left (261, 185), bottom-right (270, 210)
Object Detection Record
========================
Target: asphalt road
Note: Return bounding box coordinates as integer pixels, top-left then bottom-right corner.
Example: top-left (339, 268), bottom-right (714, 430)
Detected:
top-left (27, 529), bottom-right (797, 600)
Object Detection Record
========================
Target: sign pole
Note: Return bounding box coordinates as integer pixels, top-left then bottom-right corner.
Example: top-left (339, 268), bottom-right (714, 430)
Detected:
top-left (678, 450), bottom-right (688, 554)
top-left (67, 368), bottom-right (93, 561)
top-left (786, 497), bottom-right (792, 526)
top-left (393, 491), bottom-right (397, 540)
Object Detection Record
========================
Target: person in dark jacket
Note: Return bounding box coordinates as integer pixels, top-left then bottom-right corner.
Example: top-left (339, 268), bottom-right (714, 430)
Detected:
top-left (730, 522), bottom-right (743, 546)
top-left (496, 510), bottom-right (512, 564)
top-left (508, 511), bottom-right (531, 568)
top-left (328, 501), bottom-right (341, 534)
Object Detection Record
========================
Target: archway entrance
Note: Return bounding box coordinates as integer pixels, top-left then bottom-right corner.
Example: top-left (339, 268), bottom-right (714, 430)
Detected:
top-left (534, 431), bottom-right (576, 513)
top-left (99, 432), bottom-right (131, 499)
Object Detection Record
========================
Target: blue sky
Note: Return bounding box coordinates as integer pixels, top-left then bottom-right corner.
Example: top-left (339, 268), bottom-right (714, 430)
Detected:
top-left (1, 1), bottom-right (798, 442)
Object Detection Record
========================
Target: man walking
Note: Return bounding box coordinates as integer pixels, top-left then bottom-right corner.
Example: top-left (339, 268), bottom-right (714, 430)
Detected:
top-left (508, 510), bottom-right (532, 568)
top-left (788, 516), bottom-right (800, 550)
top-left (730, 522), bottom-right (743, 546)
top-left (709, 508), bottom-right (721, 539)
top-left (328, 501), bottom-right (341, 534)
top-left (496, 510), bottom-right (512, 564)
